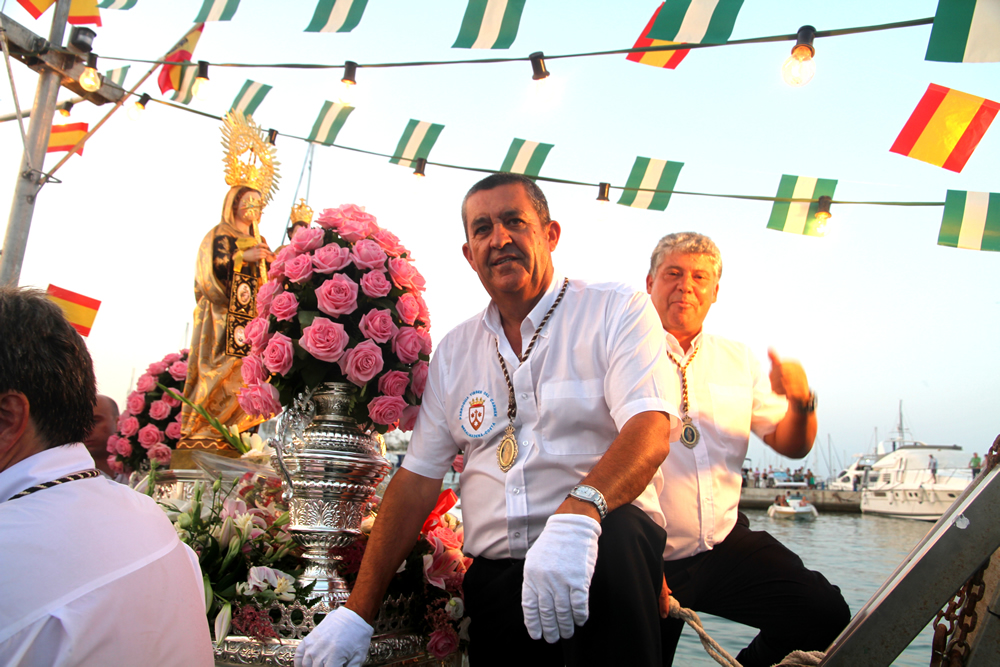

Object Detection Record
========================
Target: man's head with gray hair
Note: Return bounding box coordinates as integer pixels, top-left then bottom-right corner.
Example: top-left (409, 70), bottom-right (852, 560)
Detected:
top-left (648, 232), bottom-right (722, 281)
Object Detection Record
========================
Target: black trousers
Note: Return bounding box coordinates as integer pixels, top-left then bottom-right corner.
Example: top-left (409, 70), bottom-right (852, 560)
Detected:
top-left (463, 505), bottom-right (666, 667)
top-left (661, 513), bottom-right (851, 667)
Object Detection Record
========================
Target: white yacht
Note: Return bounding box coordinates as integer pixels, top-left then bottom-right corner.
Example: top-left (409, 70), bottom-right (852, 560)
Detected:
top-left (829, 451), bottom-right (883, 491)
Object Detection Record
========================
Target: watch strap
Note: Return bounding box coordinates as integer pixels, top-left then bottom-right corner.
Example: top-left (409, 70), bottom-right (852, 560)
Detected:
top-left (568, 484), bottom-right (608, 520)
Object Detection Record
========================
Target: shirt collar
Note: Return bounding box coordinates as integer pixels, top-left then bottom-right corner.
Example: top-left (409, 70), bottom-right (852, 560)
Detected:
top-left (0, 443), bottom-right (94, 503)
top-left (664, 330), bottom-right (704, 358)
top-left (482, 271), bottom-right (564, 338)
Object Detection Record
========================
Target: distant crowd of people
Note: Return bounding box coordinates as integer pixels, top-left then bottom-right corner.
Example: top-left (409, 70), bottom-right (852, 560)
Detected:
top-left (746, 466), bottom-right (823, 489)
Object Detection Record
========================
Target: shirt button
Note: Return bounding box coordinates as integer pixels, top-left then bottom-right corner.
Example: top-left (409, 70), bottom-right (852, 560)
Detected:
top-left (522, 440), bottom-right (529, 446)
top-left (520, 393), bottom-right (528, 399)
top-left (513, 487), bottom-right (520, 494)
top-left (514, 532), bottom-right (521, 538)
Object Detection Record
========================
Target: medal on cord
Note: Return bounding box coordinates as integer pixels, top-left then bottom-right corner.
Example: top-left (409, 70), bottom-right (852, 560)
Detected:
top-left (667, 346), bottom-right (700, 448)
top-left (494, 278), bottom-right (569, 472)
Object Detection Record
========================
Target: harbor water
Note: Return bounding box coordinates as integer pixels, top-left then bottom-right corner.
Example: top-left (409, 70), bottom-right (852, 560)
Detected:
top-left (672, 509), bottom-right (936, 666)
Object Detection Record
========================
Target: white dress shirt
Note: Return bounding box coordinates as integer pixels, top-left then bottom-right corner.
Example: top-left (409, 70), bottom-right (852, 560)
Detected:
top-left (658, 332), bottom-right (789, 560)
top-left (403, 274), bottom-right (680, 559)
top-left (0, 443), bottom-right (213, 666)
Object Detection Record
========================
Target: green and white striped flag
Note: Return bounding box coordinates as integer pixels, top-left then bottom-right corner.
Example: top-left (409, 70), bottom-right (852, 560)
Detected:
top-left (926, 0), bottom-right (1000, 63)
top-left (938, 190), bottom-right (1000, 251)
top-left (104, 66), bottom-right (129, 87)
top-left (617, 157), bottom-right (684, 211)
top-left (230, 80), bottom-right (272, 117)
top-left (98, 0), bottom-right (138, 9)
top-left (453, 0), bottom-right (526, 49)
top-left (307, 101), bottom-right (355, 145)
top-left (499, 138), bottom-right (553, 177)
top-left (172, 65), bottom-right (198, 105)
top-left (767, 175), bottom-right (837, 237)
top-left (194, 0), bottom-right (240, 22)
top-left (305, 0), bottom-right (368, 33)
top-left (647, 0), bottom-right (744, 44)
top-left (389, 120), bottom-right (445, 167)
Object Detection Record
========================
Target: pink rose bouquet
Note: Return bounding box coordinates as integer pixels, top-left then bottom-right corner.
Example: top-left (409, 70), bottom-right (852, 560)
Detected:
top-left (239, 203), bottom-right (431, 433)
top-left (109, 348), bottom-right (189, 475)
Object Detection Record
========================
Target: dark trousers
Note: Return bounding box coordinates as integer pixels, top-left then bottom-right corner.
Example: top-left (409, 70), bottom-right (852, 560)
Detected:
top-left (661, 513), bottom-right (850, 667)
top-left (463, 505), bottom-right (666, 667)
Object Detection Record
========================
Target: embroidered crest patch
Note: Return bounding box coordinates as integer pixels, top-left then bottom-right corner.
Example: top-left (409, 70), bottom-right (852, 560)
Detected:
top-left (459, 390), bottom-right (498, 438)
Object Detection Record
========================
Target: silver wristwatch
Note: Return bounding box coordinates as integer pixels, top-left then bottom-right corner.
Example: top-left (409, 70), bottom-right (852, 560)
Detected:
top-left (568, 484), bottom-right (608, 520)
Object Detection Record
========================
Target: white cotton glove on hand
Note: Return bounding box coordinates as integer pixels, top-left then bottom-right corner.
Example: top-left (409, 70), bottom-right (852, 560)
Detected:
top-left (294, 606), bottom-right (373, 667)
top-left (521, 513), bottom-right (602, 643)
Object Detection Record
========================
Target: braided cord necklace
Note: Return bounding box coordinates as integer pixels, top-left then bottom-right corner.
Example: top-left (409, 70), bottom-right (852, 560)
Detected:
top-left (7, 468), bottom-right (101, 501)
top-left (494, 278), bottom-right (570, 472)
top-left (666, 345), bottom-right (701, 448)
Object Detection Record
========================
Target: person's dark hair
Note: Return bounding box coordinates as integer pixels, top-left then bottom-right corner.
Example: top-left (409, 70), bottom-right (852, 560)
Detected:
top-left (0, 287), bottom-right (96, 449)
top-left (231, 186), bottom-right (258, 221)
top-left (460, 173), bottom-right (551, 235)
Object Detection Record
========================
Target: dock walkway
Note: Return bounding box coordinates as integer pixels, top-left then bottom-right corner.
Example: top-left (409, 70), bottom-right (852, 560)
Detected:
top-left (739, 488), bottom-right (861, 513)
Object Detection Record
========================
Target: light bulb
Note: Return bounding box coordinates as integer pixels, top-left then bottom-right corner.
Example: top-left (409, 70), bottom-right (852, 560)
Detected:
top-left (193, 61), bottom-right (210, 100)
top-left (337, 80), bottom-right (355, 106)
top-left (79, 67), bottom-right (100, 92)
top-left (128, 101), bottom-right (144, 121)
top-left (782, 44), bottom-right (815, 87)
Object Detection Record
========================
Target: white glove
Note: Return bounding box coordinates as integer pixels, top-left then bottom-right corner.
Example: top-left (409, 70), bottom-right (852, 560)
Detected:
top-left (521, 513), bottom-right (602, 643)
top-left (295, 606), bottom-right (374, 667)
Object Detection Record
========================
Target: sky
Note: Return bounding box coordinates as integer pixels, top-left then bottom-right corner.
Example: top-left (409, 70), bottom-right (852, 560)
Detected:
top-left (1, 0), bottom-right (998, 478)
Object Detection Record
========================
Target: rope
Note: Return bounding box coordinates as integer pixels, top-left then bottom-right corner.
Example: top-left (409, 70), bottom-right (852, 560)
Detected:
top-left (668, 597), bottom-right (828, 667)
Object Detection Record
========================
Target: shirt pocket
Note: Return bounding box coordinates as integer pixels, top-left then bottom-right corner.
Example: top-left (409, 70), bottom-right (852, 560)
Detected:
top-left (706, 383), bottom-right (753, 447)
top-left (536, 379), bottom-right (613, 455)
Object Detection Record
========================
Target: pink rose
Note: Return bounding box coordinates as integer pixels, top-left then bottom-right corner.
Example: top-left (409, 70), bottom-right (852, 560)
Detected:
top-left (367, 395), bottom-right (408, 425)
top-left (163, 352), bottom-right (182, 364)
top-left (241, 354), bottom-right (268, 384)
top-left (148, 443), bottom-right (172, 467)
top-left (263, 332), bottom-right (295, 377)
top-left (270, 291), bottom-right (300, 322)
top-left (165, 421), bottom-right (182, 440)
top-left (161, 390), bottom-right (181, 408)
top-left (268, 260), bottom-right (285, 282)
top-left (245, 317), bottom-right (271, 351)
top-left (415, 293), bottom-right (431, 325)
top-left (300, 317), bottom-right (350, 363)
top-left (275, 244), bottom-right (299, 265)
top-left (115, 437), bottom-right (133, 457)
top-left (136, 373), bottom-right (156, 393)
top-left (351, 239), bottom-right (388, 271)
top-left (416, 327), bottom-right (432, 355)
top-left (290, 226), bottom-right (324, 253)
top-left (237, 382), bottom-right (282, 418)
top-left (284, 253), bottom-right (315, 284)
top-left (316, 274), bottom-right (358, 317)
top-left (378, 370), bottom-right (410, 397)
top-left (175, 410), bottom-right (183, 423)
top-left (146, 361), bottom-right (168, 376)
top-left (388, 258), bottom-right (426, 292)
top-left (392, 327), bottom-right (423, 364)
top-left (427, 628), bottom-right (459, 660)
top-left (312, 244), bottom-right (352, 273)
top-left (316, 207), bottom-right (345, 231)
top-left (411, 361), bottom-right (429, 397)
top-left (360, 271), bottom-right (392, 299)
top-left (126, 392), bottom-right (146, 415)
top-left (359, 309), bottom-right (398, 344)
top-left (106, 435), bottom-right (119, 453)
top-left (372, 229), bottom-right (407, 256)
top-left (108, 457), bottom-right (124, 475)
top-left (399, 405), bottom-right (419, 431)
top-left (338, 340), bottom-right (384, 386)
top-left (137, 424), bottom-right (163, 449)
top-left (148, 400), bottom-right (171, 421)
top-left (168, 360), bottom-right (188, 382)
top-left (257, 280), bottom-right (281, 314)
top-left (396, 293), bottom-right (420, 325)
top-left (335, 205), bottom-right (378, 242)
top-left (430, 525), bottom-right (462, 550)
top-left (119, 416), bottom-right (140, 437)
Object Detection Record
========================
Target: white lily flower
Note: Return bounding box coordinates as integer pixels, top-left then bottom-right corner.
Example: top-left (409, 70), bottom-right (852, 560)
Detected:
top-left (214, 602), bottom-right (232, 647)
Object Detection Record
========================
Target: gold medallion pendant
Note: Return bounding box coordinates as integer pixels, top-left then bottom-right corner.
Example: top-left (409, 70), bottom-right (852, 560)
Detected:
top-left (497, 425), bottom-right (518, 472)
top-left (680, 417), bottom-right (700, 448)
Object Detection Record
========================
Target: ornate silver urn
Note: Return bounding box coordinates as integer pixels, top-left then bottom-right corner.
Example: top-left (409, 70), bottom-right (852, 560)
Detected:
top-left (270, 382), bottom-right (392, 606)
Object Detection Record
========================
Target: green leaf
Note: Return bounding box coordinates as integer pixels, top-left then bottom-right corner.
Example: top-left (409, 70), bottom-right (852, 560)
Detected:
top-left (298, 310), bottom-right (320, 329)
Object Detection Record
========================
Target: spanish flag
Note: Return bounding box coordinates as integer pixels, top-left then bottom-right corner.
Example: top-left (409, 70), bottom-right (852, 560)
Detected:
top-left (890, 84), bottom-right (999, 173)
top-left (46, 285), bottom-right (101, 337)
top-left (627, 3), bottom-right (690, 70)
top-left (158, 24), bottom-right (205, 95)
top-left (69, 0), bottom-right (101, 26)
top-left (16, 0), bottom-right (54, 19)
top-left (47, 122), bottom-right (88, 156)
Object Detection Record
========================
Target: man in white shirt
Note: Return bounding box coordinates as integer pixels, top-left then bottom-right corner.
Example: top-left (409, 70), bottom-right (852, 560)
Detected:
top-left (298, 174), bottom-right (680, 667)
top-left (645, 233), bottom-right (850, 667)
top-left (0, 287), bottom-right (213, 666)
top-left (83, 394), bottom-right (118, 477)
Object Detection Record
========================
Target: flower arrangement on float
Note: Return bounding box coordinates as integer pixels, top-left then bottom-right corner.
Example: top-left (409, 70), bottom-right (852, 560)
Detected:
top-left (333, 489), bottom-right (471, 660)
top-left (107, 349), bottom-right (189, 476)
top-left (237, 203), bottom-right (431, 432)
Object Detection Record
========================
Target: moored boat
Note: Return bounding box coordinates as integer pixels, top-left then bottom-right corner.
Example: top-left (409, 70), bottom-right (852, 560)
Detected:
top-left (767, 494), bottom-right (819, 520)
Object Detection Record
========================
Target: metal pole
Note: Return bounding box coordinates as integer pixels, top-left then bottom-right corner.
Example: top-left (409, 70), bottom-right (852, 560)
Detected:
top-left (0, 0), bottom-right (71, 286)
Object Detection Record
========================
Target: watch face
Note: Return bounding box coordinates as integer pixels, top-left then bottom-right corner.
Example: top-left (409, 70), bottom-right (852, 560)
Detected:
top-left (574, 486), bottom-right (597, 501)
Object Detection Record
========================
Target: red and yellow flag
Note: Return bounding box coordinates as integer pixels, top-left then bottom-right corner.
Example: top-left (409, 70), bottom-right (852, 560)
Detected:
top-left (159, 23), bottom-right (205, 95)
top-left (47, 122), bottom-right (88, 156)
top-left (69, 0), bottom-right (101, 26)
top-left (16, 0), bottom-right (54, 19)
top-left (890, 84), bottom-right (999, 173)
top-left (46, 284), bottom-right (101, 337)
top-left (626, 3), bottom-right (690, 70)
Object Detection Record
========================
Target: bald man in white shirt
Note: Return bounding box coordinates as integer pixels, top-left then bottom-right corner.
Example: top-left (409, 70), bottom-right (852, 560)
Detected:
top-left (298, 174), bottom-right (681, 667)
